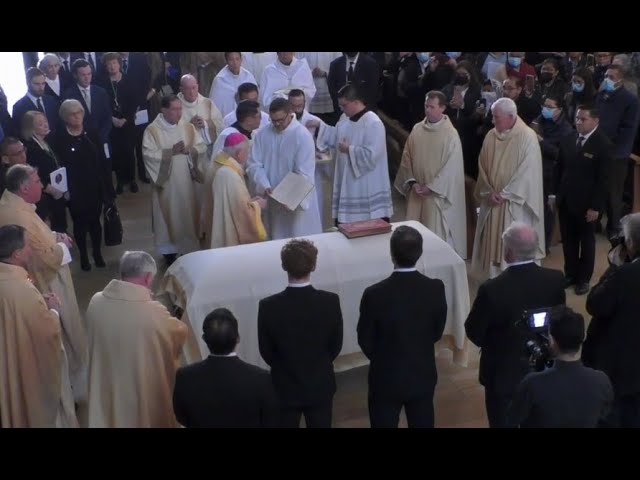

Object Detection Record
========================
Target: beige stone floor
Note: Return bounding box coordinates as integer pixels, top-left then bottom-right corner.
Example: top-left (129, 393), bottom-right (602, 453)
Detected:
top-left (73, 182), bottom-right (612, 428)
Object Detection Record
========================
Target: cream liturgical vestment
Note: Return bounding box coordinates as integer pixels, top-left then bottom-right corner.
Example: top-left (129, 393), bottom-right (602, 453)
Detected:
top-left (246, 116), bottom-right (322, 239)
top-left (0, 190), bottom-right (86, 401)
top-left (209, 65), bottom-right (258, 117)
top-left (178, 92), bottom-right (223, 148)
top-left (0, 263), bottom-right (77, 428)
top-left (394, 116), bottom-right (467, 258)
top-left (209, 153), bottom-right (266, 248)
top-left (86, 279), bottom-right (187, 428)
top-left (472, 116), bottom-right (545, 279)
top-left (143, 114), bottom-right (207, 255)
top-left (317, 110), bottom-right (393, 223)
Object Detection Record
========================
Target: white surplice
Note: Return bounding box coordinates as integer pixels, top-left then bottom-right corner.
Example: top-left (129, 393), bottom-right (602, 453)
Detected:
top-left (259, 57), bottom-right (316, 112)
top-left (208, 65), bottom-right (257, 117)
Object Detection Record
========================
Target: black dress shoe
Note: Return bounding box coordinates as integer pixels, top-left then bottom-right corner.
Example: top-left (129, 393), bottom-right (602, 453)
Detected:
top-left (130, 181), bottom-right (139, 193)
top-left (574, 283), bottom-right (590, 295)
top-left (564, 277), bottom-right (576, 289)
top-left (80, 257), bottom-right (91, 271)
top-left (116, 183), bottom-right (124, 195)
top-left (93, 253), bottom-right (106, 268)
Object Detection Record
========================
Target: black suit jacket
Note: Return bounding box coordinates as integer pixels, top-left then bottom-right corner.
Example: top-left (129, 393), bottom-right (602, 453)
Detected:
top-left (507, 360), bottom-right (613, 428)
top-left (328, 53), bottom-right (380, 111)
top-left (173, 355), bottom-right (279, 428)
top-left (465, 263), bottom-right (566, 394)
top-left (555, 128), bottom-right (612, 217)
top-left (44, 75), bottom-right (71, 105)
top-left (357, 271), bottom-right (447, 400)
top-left (11, 94), bottom-right (59, 138)
top-left (123, 52), bottom-right (152, 110)
top-left (62, 84), bottom-right (112, 144)
top-left (585, 259), bottom-right (640, 396)
top-left (258, 286), bottom-right (343, 407)
top-left (70, 52), bottom-right (106, 83)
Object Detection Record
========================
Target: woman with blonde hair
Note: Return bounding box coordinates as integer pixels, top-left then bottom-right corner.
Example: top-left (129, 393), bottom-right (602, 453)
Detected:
top-left (22, 110), bottom-right (67, 231)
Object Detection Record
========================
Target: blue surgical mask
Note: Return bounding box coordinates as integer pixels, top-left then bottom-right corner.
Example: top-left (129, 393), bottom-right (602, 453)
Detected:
top-left (572, 82), bottom-right (585, 93)
top-left (417, 52), bottom-right (429, 64)
top-left (541, 107), bottom-right (555, 120)
top-left (508, 56), bottom-right (522, 68)
top-left (446, 52), bottom-right (460, 58)
top-left (603, 78), bottom-right (617, 92)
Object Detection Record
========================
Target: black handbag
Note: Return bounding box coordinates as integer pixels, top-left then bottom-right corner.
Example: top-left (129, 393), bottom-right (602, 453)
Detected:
top-left (103, 204), bottom-right (123, 246)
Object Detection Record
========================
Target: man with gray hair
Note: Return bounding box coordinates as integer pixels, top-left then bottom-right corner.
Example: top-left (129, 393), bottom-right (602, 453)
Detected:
top-left (0, 164), bottom-right (86, 403)
top-left (86, 250), bottom-right (187, 427)
top-left (466, 221), bottom-right (565, 428)
top-left (472, 97), bottom-right (545, 280)
top-left (585, 213), bottom-right (640, 427)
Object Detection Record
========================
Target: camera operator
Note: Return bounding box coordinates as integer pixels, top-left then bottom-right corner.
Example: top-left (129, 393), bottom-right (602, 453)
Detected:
top-left (507, 306), bottom-right (613, 428)
top-left (465, 221), bottom-right (566, 428)
top-left (584, 212), bottom-right (640, 427)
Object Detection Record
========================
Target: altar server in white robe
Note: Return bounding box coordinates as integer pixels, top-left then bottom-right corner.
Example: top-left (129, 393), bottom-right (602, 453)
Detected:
top-left (298, 52), bottom-right (342, 116)
top-left (246, 98), bottom-right (322, 239)
top-left (241, 52), bottom-right (277, 87)
top-left (394, 90), bottom-right (467, 258)
top-left (222, 82), bottom-right (270, 128)
top-left (143, 95), bottom-right (207, 263)
top-left (288, 89), bottom-right (333, 230)
top-left (259, 53), bottom-right (316, 113)
top-left (209, 52), bottom-right (257, 117)
top-left (311, 84), bottom-right (393, 223)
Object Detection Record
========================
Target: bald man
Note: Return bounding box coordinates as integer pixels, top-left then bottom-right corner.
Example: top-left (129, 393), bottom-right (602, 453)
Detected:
top-left (465, 221), bottom-right (566, 428)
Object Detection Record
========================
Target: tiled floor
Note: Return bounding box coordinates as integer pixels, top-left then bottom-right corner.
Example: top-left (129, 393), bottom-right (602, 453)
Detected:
top-left (72, 181), bottom-right (613, 428)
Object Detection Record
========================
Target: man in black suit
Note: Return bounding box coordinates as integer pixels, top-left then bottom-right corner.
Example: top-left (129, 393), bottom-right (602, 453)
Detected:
top-left (173, 308), bottom-right (278, 428)
top-left (63, 59), bottom-right (112, 145)
top-left (585, 212), bottom-right (640, 428)
top-left (507, 306), bottom-right (613, 428)
top-left (258, 238), bottom-right (343, 428)
top-left (56, 52), bottom-right (74, 85)
top-left (11, 68), bottom-right (59, 138)
top-left (70, 52), bottom-right (106, 84)
top-left (555, 105), bottom-right (612, 295)
top-left (328, 52), bottom-right (380, 118)
top-left (465, 221), bottom-right (566, 428)
top-left (357, 225), bottom-right (447, 428)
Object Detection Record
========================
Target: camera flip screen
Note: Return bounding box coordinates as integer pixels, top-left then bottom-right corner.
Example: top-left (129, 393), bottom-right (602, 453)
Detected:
top-left (532, 312), bottom-right (548, 328)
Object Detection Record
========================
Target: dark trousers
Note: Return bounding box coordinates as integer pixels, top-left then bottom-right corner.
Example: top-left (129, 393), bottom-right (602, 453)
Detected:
top-left (368, 390), bottom-right (435, 428)
top-left (484, 387), bottom-right (513, 428)
top-left (559, 205), bottom-right (596, 284)
top-left (280, 401), bottom-right (333, 428)
top-left (544, 202), bottom-right (555, 252)
top-left (134, 124), bottom-right (149, 181)
top-left (606, 157), bottom-right (630, 234)
top-left (601, 393), bottom-right (640, 428)
top-left (71, 208), bottom-right (102, 260)
top-left (110, 124), bottom-right (136, 184)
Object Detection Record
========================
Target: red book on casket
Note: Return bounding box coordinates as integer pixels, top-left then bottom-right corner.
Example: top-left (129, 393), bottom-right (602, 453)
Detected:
top-left (338, 219), bottom-right (392, 239)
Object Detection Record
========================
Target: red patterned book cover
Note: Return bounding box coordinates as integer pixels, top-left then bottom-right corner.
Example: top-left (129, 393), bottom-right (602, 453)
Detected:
top-left (338, 219), bottom-right (392, 239)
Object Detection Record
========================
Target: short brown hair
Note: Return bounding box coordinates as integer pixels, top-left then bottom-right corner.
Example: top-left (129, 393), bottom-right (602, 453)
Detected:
top-left (102, 51), bottom-right (122, 66)
top-left (425, 90), bottom-right (447, 107)
top-left (281, 239), bottom-right (318, 279)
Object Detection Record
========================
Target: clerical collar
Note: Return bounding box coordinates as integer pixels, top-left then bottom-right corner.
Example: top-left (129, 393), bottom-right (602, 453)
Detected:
top-left (507, 260), bottom-right (535, 269)
top-left (158, 114), bottom-right (178, 129)
top-left (288, 282), bottom-right (311, 287)
top-left (208, 352), bottom-right (238, 358)
top-left (394, 267), bottom-right (417, 272)
top-left (232, 121), bottom-right (252, 139)
top-left (349, 107), bottom-right (369, 122)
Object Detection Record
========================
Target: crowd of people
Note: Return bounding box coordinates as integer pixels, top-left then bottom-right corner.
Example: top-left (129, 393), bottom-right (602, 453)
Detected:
top-left (2, 51), bottom-right (640, 428)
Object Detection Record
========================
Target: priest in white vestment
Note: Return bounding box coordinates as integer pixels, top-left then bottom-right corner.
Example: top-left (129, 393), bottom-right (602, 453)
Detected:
top-left (246, 98), bottom-right (322, 239)
top-left (222, 81), bottom-right (270, 128)
top-left (259, 53), bottom-right (316, 113)
top-left (394, 91), bottom-right (467, 258)
top-left (289, 89), bottom-right (333, 230)
top-left (143, 95), bottom-right (207, 262)
top-left (242, 52), bottom-right (277, 87)
top-left (209, 52), bottom-right (258, 117)
top-left (471, 97), bottom-right (545, 280)
top-left (299, 52), bottom-right (342, 115)
top-left (312, 84), bottom-right (393, 223)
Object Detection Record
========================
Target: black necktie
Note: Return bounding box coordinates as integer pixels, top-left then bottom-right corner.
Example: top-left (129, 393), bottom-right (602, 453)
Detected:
top-left (577, 135), bottom-right (586, 149)
top-left (122, 58), bottom-right (128, 74)
top-left (63, 59), bottom-right (69, 72)
top-left (347, 61), bottom-right (355, 83)
top-left (86, 53), bottom-right (96, 71)
top-left (36, 97), bottom-right (44, 113)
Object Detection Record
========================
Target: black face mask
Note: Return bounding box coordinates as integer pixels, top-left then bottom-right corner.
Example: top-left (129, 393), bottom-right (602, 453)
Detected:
top-left (540, 72), bottom-right (554, 83)
top-left (454, 74), bottom-right (469, 86)
top-left (344, 52), bottom-right (358, 58)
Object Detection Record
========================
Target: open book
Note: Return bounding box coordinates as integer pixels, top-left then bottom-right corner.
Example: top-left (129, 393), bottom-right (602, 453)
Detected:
top-left (268, 172), bottom-right (314, 211)
top-left (50, 167), bottom-right (68, 193)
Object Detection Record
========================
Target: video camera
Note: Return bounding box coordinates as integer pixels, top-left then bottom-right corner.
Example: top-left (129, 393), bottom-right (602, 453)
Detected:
top-left (519, 307), bottom-right (554, 372)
